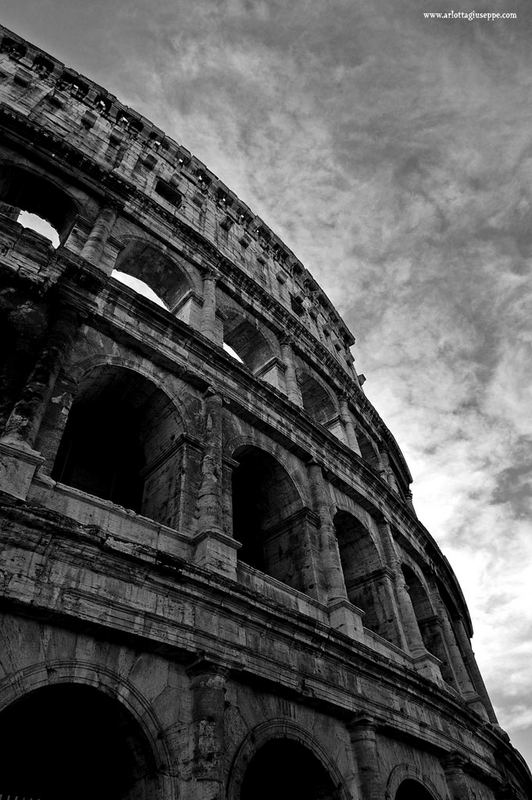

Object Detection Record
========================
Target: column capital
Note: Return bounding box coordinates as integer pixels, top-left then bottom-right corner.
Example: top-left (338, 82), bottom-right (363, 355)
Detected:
top-left (442, 751), bottom-right (467, 772)
top-left (186, 653), bottom-right (230, 680)
top-left (201, 264), bottom-right (221, 281)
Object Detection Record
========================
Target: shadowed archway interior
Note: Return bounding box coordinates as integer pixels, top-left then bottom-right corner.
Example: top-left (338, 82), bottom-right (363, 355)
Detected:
top-left (395, 779), bottom-right (435, 800)
top-left (0, 684), bottom-right (157, 800)
top-left (240, 739), bottom-right (338, 800)
top-left (52, 366), bottom-right (183, 526)
top-left (232, 446), bottom-right (311, 592)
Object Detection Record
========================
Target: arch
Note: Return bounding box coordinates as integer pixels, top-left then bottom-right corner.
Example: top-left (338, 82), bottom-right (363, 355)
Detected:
top-left (51, 363), bottom-right (184, 526)
top-left (69, 354), bottom-right (188, 430)
top-left (357, 427), bottom-right (381, 470)
top-left (232, 444), bottom-right (312, 592)
top-left (0, 162), bottom-right (79, 242)
top-left (333, 510), bottom-right (385, 636)
top-left (296, 366), bottom-right (337, 425)
top-left (402, 564), bottom-right (456, 686)
top-left (0, 661), bottom-right (175, 800)
top-left (221, 306), bottom-right (276, 374)
top-left (227, 719), bottom-right (349, 800)
top-left (224, 431), bottom-right (312, 507)
top-left (386, 764), bottom-right (442, 800)
top-left (114, 237), bottom-right (193, 310)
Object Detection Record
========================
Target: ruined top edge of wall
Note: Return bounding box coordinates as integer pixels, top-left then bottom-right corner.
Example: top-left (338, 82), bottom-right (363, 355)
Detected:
top-left (0, 23), bottom-right (354, 349)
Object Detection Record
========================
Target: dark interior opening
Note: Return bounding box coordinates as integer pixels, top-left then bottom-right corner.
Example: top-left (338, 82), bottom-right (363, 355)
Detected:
top-left (52, 366), bottom-right (182, 525)
top-left (114, 239), bottom-right (190, 310)
top-left (232, 446), bottom-right (305, 589)
top-left (334, 510), bottom-right (384, 637)
top-left (402, 565), bottom-right (457, 687)
top-left (0, 684), bottom-right (156, 800)
top-left (240, 739), bottom-right (337, 800)
top-left (222, 310), bottom-right (273, 374)
top-left (0, 164), bottom-right (77, 242)
top-left (395, 779), bottom-right (434, 800)
top-left (53, 390), bottom-right (145, 512)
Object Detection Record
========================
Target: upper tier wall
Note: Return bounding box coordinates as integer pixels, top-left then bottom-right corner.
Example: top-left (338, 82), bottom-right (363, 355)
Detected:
top-left (0, 24), bottom-right (413, 496)
top-left (0, 27), bottom-right (354, 350)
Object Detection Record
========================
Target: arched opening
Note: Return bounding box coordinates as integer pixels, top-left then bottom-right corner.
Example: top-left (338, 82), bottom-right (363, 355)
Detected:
top-left (297, 369), bottom-right (336, 425)
top-left (113, 239), bottom-right (191, 311)
top-left (357, 429), bottom-right (381, 470)
top-left (52, 366), bottom-right (183, 526)
top-left (232, 446), bottom-right (308, 591)
top-left (0, 163), bottom-right (78, 244)
top-left (240, 738), bottom-right (338, 800)
top-left (333, 511), bottom-right (396, 641)
top-left (396, 779), bottom-right (435, 800)
top-left (402, 565), bottom-right (456, 686)
top-left (0, 684), bottom-right (159, 800)
top-left (222, 310), bottom-right (274, 374)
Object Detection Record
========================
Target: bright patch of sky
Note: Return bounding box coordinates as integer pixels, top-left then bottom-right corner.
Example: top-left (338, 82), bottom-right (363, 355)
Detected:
top-left (4, 0), bottom-right (532, 768)
top-left (17, 211), bottom-right (59, 248)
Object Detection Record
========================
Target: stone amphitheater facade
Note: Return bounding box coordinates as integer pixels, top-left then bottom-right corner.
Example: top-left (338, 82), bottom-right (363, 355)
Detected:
top-left (0, 24), bottom-right (530, 800)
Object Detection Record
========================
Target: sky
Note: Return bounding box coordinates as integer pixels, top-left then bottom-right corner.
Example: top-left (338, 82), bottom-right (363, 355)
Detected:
top-left (3, 0), bottom-right (532, 769)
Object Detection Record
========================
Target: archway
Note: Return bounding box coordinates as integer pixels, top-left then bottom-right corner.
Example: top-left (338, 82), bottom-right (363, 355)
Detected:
top-left (396, 778), bottom-right (435, 799)
top-left (0, 684), bottom-right (159, 800)
top-left (239, 738), bottom-right (338, 800)
top-left (357, 428), bottom-right (381, 470)
top-left (222, 309), bottom-right (274, 374)
top-left (333, 511), bottom-right (398, 642)
top-left (402, 565), bottom-right (456, 686)
top-left (113, 239), bottom-right (191, 311)
top-left (232, 446), bottom-right (308, 591)
top-left (0, 163), bottom-right (78, 244)
top-left (52, 365), bottom-right (183, 526)
top-left (297, 368), bottom-right (336, 425)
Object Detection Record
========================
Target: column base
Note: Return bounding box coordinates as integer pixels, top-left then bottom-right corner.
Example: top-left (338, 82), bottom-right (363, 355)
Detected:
top-left (411, 650), bottom-right (445, 683)
top-left (328, 598), bottom-right (365, 640)
top-left (193, 528), bottom-right (240, 579)
top-left (0, 438), bottom-right (44, 500)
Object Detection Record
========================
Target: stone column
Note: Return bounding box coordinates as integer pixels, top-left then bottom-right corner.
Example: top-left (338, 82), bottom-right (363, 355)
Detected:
top-left (307, 461), bottom-right (364, 637)
top-left (80, 205), bottom-right (117, 265)
top-left (369, 568), bottom-right (410, 650)
top-left (187, 658), bottom-right (228, 800)
top-left (308, 460), bottom-right (346, 603)
top-left (454, 616), bottom-right (498, 723)
top-left (280, 337), bottom-right (303, 405)
top-left (339, 396), bottom-right (362, 455)
top-left (0, 304), bottom-right (80, 499)
top-left (194, 389), bottom-right (239, 578)
top-left (348, 713), bottom-right (383, 800)
top-left (442, 753), bottom-right (472, 800)
top-left (200, 268), bottom-right (221, 343)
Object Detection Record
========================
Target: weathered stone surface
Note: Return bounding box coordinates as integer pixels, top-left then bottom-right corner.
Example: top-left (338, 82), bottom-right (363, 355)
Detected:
top-left (0, 23), bottom-right (530, 800)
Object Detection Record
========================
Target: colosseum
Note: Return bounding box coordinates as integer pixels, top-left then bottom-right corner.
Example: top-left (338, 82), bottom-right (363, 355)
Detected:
top-left (0, 24), bottom-right (530, 800)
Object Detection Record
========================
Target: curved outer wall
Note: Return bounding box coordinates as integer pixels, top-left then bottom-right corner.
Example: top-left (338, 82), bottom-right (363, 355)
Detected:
top-left (0, 25), bottom-right (530, 800)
